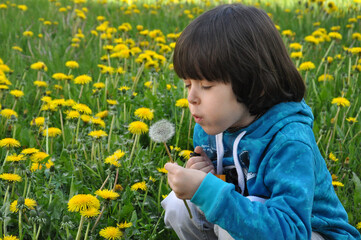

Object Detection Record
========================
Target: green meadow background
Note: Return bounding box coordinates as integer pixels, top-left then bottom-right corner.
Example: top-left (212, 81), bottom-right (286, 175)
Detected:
top-left (0, 0), bottom-right (360, 239)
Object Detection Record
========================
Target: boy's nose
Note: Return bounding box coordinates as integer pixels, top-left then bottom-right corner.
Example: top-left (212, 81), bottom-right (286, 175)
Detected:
top-left (187, 90), bottom-right (200, 105)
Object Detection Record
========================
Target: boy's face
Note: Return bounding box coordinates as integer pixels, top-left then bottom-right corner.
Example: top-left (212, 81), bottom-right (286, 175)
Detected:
top-left (184, 79), bottom-right (255, 135)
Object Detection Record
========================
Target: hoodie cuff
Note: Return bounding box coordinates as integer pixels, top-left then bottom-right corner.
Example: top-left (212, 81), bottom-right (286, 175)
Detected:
top-left (191, 173), bottom-right (231, 219)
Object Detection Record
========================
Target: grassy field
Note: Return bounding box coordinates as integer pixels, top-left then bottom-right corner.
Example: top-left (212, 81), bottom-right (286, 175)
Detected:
top-left (0, 0), bottom-right (360, 239)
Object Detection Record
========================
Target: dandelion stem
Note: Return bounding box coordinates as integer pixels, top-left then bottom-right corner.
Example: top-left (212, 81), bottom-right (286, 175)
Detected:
top-left (112, 168), bottom-right (119, 191)
top-left (36, 225), bottom-right (42, 240)
top-left (163, 142), bottom-right (173, 163)
top-left (128, 134), bottom-right (139, 166)
top-left (131, 62), bottom-right (145, 92)
top-left (176, 108), bottom-right (185, 147)
top-left (84, 221), bottom-right (91, 240)
top-left (107, 114), bottom-right (115, 153)
top-left (91, 205), bottom-right (106, 233)
top-left (75, 116), bottom-right (81, 145)
top-left (75, 215), bottom-right (85, 240)
top-left (59, 110), bottom-right (66, 145)
top-left (19, 210), bottom-right (23, 240)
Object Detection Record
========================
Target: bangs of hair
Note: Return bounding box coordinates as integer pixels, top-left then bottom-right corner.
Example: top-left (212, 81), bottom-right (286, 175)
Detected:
top-left (173, 9), bottom-right (231, 83)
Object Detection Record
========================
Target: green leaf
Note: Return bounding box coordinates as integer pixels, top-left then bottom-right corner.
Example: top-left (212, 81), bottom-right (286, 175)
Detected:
top-left (352, 172), bottom-right (361, 205)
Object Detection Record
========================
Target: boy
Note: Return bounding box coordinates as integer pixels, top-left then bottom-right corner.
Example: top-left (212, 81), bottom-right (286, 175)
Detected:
top-left (162, 3), bottom-right (361, 240)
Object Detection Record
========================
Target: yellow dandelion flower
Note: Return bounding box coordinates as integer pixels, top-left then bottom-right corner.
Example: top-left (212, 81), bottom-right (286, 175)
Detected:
top-left (66, 110), bottom-right (80, 119)
top-left (289, 43), bottom-right (303, 50)
top-left (104, 155), bottom-right (121, 167)
top-left (65, 61), bottom-right (79, 69)
top-left (107, 99), bottom-right (118, 105)
top-left (162, 194), bottom-right (168, 199)
top-left (68, 194), bottom-right (100, 212)
top-left (357, 222), bottom-right (361, 229)
top-left (52, 73), bottom-right (70, 81)
top-left (21, 148), bottom-right (39, 155)
top-left (30, 117), bottom-right (45, 127)
top-left (0, 85), bottom-right (9, 90)
top-left (157, 167), bottom-right (168, 174)
top-left (31, 61), bottom-right (48, 71)
top-left (346, 117), bottom-right (357, 123)
top-left (131, 181), bottom-right (147, 191)
top-left (318, 74), bottom-right (334, 81)
top-left (95, 110), bottom-right (108, 119)
top-left (329, 152), bottom-right (339, 161)
top-left (113, 149), bottom-right (125, 159)
top-left (118, 86), bottom-right (130, 92)
top-left (281, 29), bottom-right (294, 37)
top-left (10, 90), bottom-right (24, 98)
top-left (88, 130), bottom-right (108, 139)
top-left (332, 181), bottom-right (344, 187)
top-left (31, 162), bottom-right (43, 172)
top-left (352, 32), bottom-right (361, 40)
top-left (134, 107), bottom-right (154, 121)
top-left (23, 31), bottom-right (34, 37)
top-left (80, 207), bottom-right (100, 218)
top-left (65, 99), bottom-right (76, 107)
top-left (0, 138), bottom-right (21, 148)
top-left (179, 150), bottom-right (192, 160)
top-left (0, 173), bottom-right (22, 182)
top-left (290, 51), bottom-right (303, 59)
top-left (128, 121), bottom-right (148, 135)
top-left (114, 184), bottom-right (123, 191)
top-left (328, 32), bottom-right (342, 40)
top-left (33, 80), bottom-right (48, 88)
top-left (175, 98), bottom-right (189, 108)
top-left (1, 109), bottom-right (18, 119)
top-left (73, 103), bottom-right (92, 114)
top-left (81, 115), bottom-right (92, 123)
top-left (6, 153), bottom-right (25, 162)
top-left (74, 74), bottom-right (92, 85)
top-left (10, 198), bottom-right (37, 213)
top-left (95, 189), bottom-right (120, 200)
top-left (45, 159), bottom-right (54, 169)
top-left (91, 118), bottom-right (106, 128)
top-left (299, 61), bottom-right (316, 71)
top-left (42, 127), bottom-right (62, 137)
top-left (93, 82), bottom-right (105, 89)
top-left (331, 97), bottom-right (350, 107)
top-left (117, 221), bottom-right (132, 229)
top-left (30, 152), bottom-right (49, 163)
top-left (99, 226), bottom-right (123, 240)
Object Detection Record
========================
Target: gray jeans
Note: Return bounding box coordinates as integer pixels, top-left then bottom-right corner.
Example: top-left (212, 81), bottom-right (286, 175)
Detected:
top-left (162, 191), bottom-right (325, 240)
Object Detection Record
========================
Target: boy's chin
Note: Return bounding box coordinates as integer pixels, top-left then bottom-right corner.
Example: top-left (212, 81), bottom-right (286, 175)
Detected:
top-left (201, 125), bottom-right (224, 136)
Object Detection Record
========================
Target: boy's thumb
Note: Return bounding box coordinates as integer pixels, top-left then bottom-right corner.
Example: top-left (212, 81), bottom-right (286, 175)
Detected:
top-left (164, 162), bottom-right (179, 172)
top-left (194, 146), bottom-right (206, 157)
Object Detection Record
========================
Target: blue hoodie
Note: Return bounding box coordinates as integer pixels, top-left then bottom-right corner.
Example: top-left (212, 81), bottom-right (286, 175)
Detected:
top-left (190, 100), bottom-right (361, 240)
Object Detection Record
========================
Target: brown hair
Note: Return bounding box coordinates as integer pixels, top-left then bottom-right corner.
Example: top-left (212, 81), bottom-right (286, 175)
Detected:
top-left (173, 4), bottom-right (305, 115)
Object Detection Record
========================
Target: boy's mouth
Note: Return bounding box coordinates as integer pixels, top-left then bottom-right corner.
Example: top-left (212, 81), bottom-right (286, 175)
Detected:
top-left (192, 114), bottom-right (202, 123)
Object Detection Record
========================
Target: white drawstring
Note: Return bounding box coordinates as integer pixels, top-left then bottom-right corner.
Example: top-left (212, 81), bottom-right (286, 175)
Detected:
top-left (216, 133), bottom-right (224, 175)
top-left (232, 131), bottom-right (247, 195)
top-left (215, 131), bottom-right (247, 194)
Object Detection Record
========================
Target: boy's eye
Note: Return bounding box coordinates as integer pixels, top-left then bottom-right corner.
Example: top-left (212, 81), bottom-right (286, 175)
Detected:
top-left (201, 86), bottom-right (212, 89)
top-left (185, 84), bottom-right (191, 88)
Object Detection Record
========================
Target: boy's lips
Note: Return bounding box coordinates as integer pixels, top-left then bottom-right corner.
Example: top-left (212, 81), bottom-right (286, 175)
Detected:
top-left (192, 114), bottom-right (202, 123)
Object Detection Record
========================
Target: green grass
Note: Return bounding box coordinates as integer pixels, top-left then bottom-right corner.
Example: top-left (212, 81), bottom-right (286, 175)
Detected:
top-left (0, 0), bottom-right (360, 239)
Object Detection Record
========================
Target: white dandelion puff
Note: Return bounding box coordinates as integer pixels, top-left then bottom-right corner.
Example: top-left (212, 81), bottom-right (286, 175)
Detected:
top-left (149, 119), bottom-right (175, 143)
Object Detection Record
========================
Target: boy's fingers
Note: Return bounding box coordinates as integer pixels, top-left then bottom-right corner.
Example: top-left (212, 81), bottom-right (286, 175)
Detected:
top-left (164, 162), bottom-right (180, 172)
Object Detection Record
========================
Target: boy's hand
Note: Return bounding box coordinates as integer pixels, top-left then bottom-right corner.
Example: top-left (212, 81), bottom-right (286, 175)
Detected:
top-left (186, 146), bottom-right (215, 174)
top-left (165, 162), bottom-right (207, 200)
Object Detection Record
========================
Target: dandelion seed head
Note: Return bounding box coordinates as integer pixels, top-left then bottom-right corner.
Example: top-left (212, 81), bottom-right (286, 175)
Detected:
top-left (149, 119), bottom-right (175, 143)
